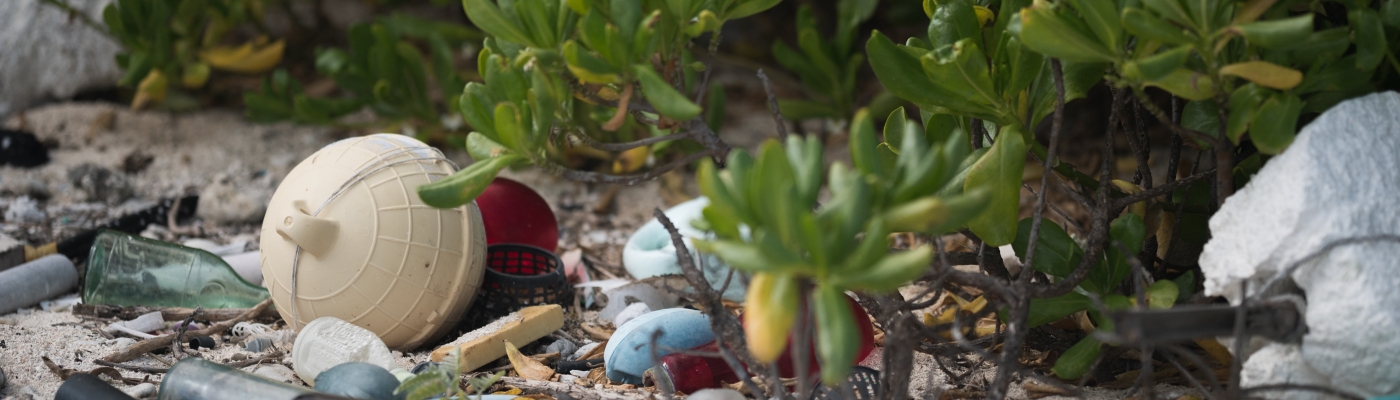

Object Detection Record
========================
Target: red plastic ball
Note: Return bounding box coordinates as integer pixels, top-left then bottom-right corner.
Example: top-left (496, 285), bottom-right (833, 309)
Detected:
top-left (473, 177), bottom-right (558, 252)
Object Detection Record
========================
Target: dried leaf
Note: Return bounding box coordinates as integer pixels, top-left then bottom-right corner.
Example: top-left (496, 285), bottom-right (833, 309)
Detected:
top-left (504, 340), bottom-right (555, 381)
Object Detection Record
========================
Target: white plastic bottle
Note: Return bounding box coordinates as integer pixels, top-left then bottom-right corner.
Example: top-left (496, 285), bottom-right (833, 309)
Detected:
top-left (291, 316), bottom-right (398, 385)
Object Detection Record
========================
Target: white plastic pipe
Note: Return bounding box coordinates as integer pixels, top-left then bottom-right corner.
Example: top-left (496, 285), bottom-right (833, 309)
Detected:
top-left (0, 254), bottom-right (78, 315)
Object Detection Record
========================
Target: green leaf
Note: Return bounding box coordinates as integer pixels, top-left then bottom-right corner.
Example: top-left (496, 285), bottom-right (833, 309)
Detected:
top-left (777, 99), bottom-right (842, 120)
top-left (462, 0), bottom-right (536, 47)
top-left (1233, 14), bottom-right (1313, 49)
top-left (1180, 99), bottom-right (1218, 146)
top-left (1121, 7), bottom-right (1192, 45)
top-left (921, 39), bottom-right (1000, 112)
top-left (492, 102), bottom-right (526, 151)
top-left (1350, 9), bottom-right (1386, 71)
top-left (1012, 217), bottom-right (1084, 278)
top-left (417, 154), bottom-right (525, 208)
top-left (1249, 93), bottom-right (1302, 155)
top-left (1086, 214), bottom-right (1145, 295)
top-left (1383, 0), bottom-right (1400, 28)
top-left (813, 285), bottom-right (859, 385)
top-left (928, 0), bottom-right (980, 49)
top-left (563, 40), bottom-right (622, 84)
top-left (1225, 83), bottom-right (1268, 143)
top-left (724, 0), bottom-right (781, 20)
top-left (964, 127), bottom-right (1026, 247)
top-left (705, 82), bottom-right (727, 133)
top-left (1123, 45), bottom-right (1191, 82)
top-left (1146, 279), bottom-right (1179, 309)
top-left (1016, 3), bottom-right (1118, 63)
top-left (1172, 270), bottom-right (1197, 300)
top-left (1143, 68), bottom-right (1216, 101)
top-left (838, 219), bottom-right (890, 274)
top-left (883, 106), bottom-right (909, 151)
top-left (1052, 335), bottom-right (1102, 379)
top-left (849, 108), bottom-right (888, 179)
top-left (840, 245), bottom-right (932, 292)
top-left (866, 31), bottom-right (986, 117)
top-left (1025, 292), bottom-right (1091, 328)
top-left (465, 131), bottom-right (510, 162)
top-left (395, 368), bottom-right (451, 400)
top-left (515, 0), bottom-right (559, 48)
top-left (1067, 0), bottom-right (1122, 51)
top-left (786, 135), bottom-right (824, 207)
top-left (633, 64), bottom-right (702, 120)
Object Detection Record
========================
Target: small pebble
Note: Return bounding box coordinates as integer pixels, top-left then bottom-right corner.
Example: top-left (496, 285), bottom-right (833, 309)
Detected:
top-left (687, 388), bottom-right (745, 400)
top-left (546, 339), bottom-right (578, 360)
top-left (313, 362), bottom-right (404, 400)
top-left (559, 375), bottom-right (577, 384)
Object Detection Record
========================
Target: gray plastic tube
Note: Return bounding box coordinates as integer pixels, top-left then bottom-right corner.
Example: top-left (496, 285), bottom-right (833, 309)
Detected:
top-left (0, 254), bottom-right (78, 315)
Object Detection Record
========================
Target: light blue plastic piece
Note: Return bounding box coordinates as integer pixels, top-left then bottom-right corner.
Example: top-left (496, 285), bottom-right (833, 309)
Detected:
top-left (604, 308), bottom-right (714, 384)
top-left (622, 197), bottom-right (746, 301)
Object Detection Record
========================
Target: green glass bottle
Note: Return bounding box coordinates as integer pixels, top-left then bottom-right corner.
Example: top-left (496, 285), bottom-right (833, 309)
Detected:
top-left (84, 230), bottom-right (269, 308)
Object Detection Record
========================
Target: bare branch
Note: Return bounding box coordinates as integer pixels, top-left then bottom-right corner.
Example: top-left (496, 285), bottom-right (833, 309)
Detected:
top-left (757, 69), bottom-right (789, 141)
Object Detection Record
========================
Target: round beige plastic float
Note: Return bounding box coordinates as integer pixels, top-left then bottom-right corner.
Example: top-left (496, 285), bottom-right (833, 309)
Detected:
top-left (259, 134), bottom-right (487, 350)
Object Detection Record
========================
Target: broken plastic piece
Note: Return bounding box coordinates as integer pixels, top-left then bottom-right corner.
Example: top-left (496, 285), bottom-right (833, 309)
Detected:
top-left (469, 244), bottom-right (572, 327)
top-left (106, 311), bottom-right (165, 339)
top-left (622, 197), bottom-right (746, 301)
top-left (56, 373), bottom-right (135, 400)
top-left (429, 304), bottom-right (565, 371)
top-left (159, 357), bottom-right (314, 400)
top-left (291, 317), bottom-right (398, 386)
top-left (188, 336), bottom-right (216, 350)
top-left (244, 337), bottom-right (275, 353)
top-left (84, 231), bottom-right (269, 308)
top-left (0, 254), bottom-right (79, 315)
top-left (260, 134), bottom-right (487, 350)
top-left (475, 177), bottom-right (559, 252)
top-left (605, 308), bottom-right (715, 385)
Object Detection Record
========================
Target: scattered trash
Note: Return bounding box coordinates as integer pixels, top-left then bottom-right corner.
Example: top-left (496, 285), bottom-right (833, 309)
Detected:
top-left (612, 302), bottom-right (651, 327)
top-left (1199, 91), bottom-right (1400, 397)
top-left (232, 321), bottom-right (297, 345)
top-left (23, 196), bottom-right (198, 264)
top-left (430, 304), bottom-right (565, 371)
top-left (223, 250), bottom-right (263, 286)
top-left (188, 336), bottom-right (217, 350)
top-left (161, 357), bottom-right (314, 400)
top-left (55, 373), bottom-right (135, 400)
top-left (39, 293), bottom-right (82, 312)
top-left (244, 337), bottom-right (276, 352)
top-left (605, 308), bottom-right (714, 384)
top-left (471, 244), bottom-right (573, 326)
top-left (291, 317), bottom-right (398, 386)
top-left (312, 362), bottom-right (404, 400)
top-left (546, 338), bottom-right (578, 360)
top-left (260, 134), bottom-right (488, 350)
top-left (560, 248), bottom-right (587, 283)
top-left (0, 128), bottom-right (50, 167)
top-left (3, 195), bottom-right (45, 223)
top-left (83, 230), bottom-right (269, 308)
top-left (409, 361), bottom-right (438, 374)
top-left (475, 177), bottom-right (560, 252)
top-left (105, 311), bottom-right (165, 339)
top-left (622, 197), bottom-right (746, 301)
top-left (573, 342), bottom-right (602, 361)
top-left (123, 382), bottom-right (158, 398)
top-left (597, 280), bottom-right (679, 323)
top-left (0, 254), bottom-right (78, 315)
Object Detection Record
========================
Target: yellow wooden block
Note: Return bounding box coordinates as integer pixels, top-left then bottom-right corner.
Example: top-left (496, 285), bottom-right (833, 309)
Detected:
top-left (430, 305), bottom-right (566, 371)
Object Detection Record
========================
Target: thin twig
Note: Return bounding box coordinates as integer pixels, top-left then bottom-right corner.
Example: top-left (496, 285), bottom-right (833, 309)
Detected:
top-left (103, 299), bottom-right (273, 363)
top-left (552, 149), bottom-right (716, 185)
top-left (567, 128), bottom-right (689, 152)
top-left (757, 69), bottom-right (789, 141)
top-left (1111, 169), bottom-right (1216, 210)
top-left (1131, 88), bottom-right (1222, 147)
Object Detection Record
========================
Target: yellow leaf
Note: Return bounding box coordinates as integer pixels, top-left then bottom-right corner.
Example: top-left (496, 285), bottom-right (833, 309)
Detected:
top-left (1220, 61), bottom-right (1303, 90)
top-left (182, 63), bottom-right (210, 89)
top-left (504, 340), bottom-right (555, 381)
top-left (611, 145), bottom-right (650, 174)
top-left (199, 38), bottom-right (285, 74)
top-left (974, 6), bottom-right (995, 26)
top-left (132, 70), bottom-right (168, 111)
top-left (744, 272), bottom-right (798, 363)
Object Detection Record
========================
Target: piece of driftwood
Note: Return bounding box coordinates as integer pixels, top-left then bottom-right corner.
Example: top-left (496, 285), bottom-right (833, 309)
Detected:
top-left (102, 299), bottom-right (273, 363)
top-left (497, 376), bottom-right (657, 400)
top-left (73, 303), bottom-right (281, 322)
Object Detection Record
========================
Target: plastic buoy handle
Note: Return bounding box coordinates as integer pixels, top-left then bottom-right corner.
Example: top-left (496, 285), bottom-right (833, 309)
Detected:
top-left (275, 200), bottom-right (339, 257)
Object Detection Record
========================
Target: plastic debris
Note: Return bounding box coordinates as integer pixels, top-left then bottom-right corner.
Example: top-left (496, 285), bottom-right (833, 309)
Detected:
top-left (84, 230), bottom-right (269, 308)
top-left (597, 281), bottom-right (679, 322)
top-left (188, 336), bottom-right (217, 350)
top-left (622, 197), bottom-right (746, 301)
top-left (605, 308), bottom-right (714, 384)
top-left (244, 337), bottom-right (275, 353)
top-left (475, 177), bottom-right (560, 252)
top-left (39, 293), bottom-right (82, 312)
top-left (55, 373), bottom-right (134, 400)
top-left (612, 302), bottom-right (651, 327)
top-left (260, 134), bottom-right (487, 350)
top-left (430, 304), bottom-right (565, 371)
top-left (546, 339), bottom-right (578, 360)
top-left (291, 317), bottom-right (398, 385)
top-left (122, 382), bottom-right (157, 398)
top-left (161, 358), bottom-right (313, 400)
top-left (0, 254), bottom-right (78, 315)
top-left (105, 311), bottom-right (164, 339)
top-left (471, 244), bottom-right (573, 327)
top-left (686, 389), bottom-right (746, 400)
top-left (313, 362), bottom-right (405, 400)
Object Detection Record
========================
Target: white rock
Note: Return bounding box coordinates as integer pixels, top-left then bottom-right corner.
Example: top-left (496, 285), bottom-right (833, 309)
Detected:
top-left (122, 382), bottom-right (157, 398)
top-left (1199, 91), bottom-right (1400, 397)
top-left (3, 196), bottom-right (45, 223)
top-left (686, 388), bottom-right (746, 400)
top-left (0, 0), bottom-right (121, 117)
